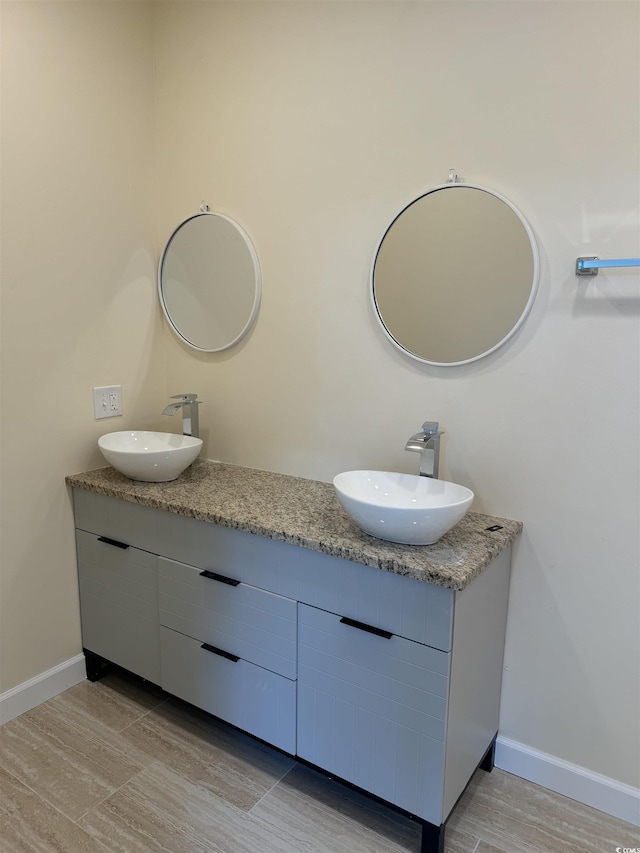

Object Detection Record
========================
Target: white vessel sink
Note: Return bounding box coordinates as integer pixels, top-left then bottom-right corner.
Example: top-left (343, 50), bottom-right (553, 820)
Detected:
top-left (98, 431), bottom-right (202, 482)
top-left (333, 470), bottom-right (474, 546)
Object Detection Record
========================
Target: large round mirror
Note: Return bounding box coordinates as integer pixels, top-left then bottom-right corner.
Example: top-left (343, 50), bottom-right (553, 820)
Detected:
top-left (371, 182), bottom-right (539, 366)
top-left (159, 209), bottom-right (261, 352)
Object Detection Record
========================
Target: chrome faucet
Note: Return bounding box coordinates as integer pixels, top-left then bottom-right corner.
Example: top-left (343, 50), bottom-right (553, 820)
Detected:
top-left (162, 394), bottom-right (201, 438)
top-left (405, 421), bottom-right (444, 478)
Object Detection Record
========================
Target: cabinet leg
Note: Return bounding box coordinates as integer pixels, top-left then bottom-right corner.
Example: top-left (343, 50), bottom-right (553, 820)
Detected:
top-left (420, 821), bottom-right (445, 853)
top-left (480, 734), bottom-right (497, 773)
top-left (84, 650), bottom-right (109, 682)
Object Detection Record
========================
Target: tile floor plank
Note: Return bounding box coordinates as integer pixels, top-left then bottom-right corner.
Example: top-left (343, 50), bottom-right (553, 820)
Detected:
top-left (0, 696), bottom-right (152, 822)
top-left (0, 766), bottom-right (109, 853)
top-left (117, 697), bottom-right (296, 812)
top-left (250, 764), bottom-right (424, 852)
top-left (48, 671), bottom-right (167, 733)
top-left (80, 760), bottom-right (314, 853)
top-left (448, 768), bottom-right (640, 853)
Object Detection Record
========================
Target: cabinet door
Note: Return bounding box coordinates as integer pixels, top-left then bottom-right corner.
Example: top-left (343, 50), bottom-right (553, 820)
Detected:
top-left (76, 530), bottom-right (160, 683)
top-left (297, 603), bottom-right (449, 824)
top-left (160, 627), bottom-right (295, 754)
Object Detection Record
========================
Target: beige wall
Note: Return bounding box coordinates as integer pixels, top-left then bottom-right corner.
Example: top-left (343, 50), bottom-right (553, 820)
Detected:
top-left (1, 0), bottom-right (638, 796)
top-left (154, 1), bottom-right (639, 789)
top-left (0, 1), bottom-right (165, 689)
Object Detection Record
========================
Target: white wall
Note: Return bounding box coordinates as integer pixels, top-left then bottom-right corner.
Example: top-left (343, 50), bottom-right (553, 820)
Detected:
top-left (0, 1), bottom-right (164, 694)
top-left (154, 0), bottom-right (639, 791)
top-left (0, 0), bottom-right (637, 805)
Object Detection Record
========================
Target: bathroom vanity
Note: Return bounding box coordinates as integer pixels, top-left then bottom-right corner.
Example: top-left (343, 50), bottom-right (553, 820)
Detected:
top-left (66, 461), bottom-right (521, 853)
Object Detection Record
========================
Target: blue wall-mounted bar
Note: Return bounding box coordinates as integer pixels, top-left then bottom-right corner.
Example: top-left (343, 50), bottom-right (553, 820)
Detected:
top-left (576, 256), bottom-right (640, 276)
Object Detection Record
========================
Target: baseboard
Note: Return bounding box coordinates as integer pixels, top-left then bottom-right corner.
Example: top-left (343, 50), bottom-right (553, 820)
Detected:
top-left (496, 735), bottom-right (640, 828)
top-left (0, 654), bottom-right (86, 725)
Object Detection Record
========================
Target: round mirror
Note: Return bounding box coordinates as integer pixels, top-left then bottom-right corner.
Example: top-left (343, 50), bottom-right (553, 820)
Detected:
top-left (371, 182), bottom-right (539, 366)
top-left (159, 210), bottom-right (261, 352)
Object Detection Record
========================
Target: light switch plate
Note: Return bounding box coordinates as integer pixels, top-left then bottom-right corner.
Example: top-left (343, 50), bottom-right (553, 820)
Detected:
top-left (93, 385), bottom-right (123, 419)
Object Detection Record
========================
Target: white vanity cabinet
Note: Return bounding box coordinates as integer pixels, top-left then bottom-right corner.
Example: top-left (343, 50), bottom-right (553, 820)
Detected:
top-left (71, 485), bottom-right (514, 853)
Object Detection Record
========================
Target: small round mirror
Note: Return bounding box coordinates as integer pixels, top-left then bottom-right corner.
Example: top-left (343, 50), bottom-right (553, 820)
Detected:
top-left (159, 210), bottom-right (261, 352)
top-left (372, 182), bottom-right (539, 366)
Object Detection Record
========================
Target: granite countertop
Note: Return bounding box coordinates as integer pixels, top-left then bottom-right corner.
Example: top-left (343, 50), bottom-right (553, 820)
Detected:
top-left (66, 460), bottom-right (522, 591)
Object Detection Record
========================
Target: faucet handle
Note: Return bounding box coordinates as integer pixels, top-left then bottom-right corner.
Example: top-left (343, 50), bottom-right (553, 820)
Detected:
top-left (421, 421), bottom-right (443, 435)
top-left (170, 393), bottom-right (199, 402)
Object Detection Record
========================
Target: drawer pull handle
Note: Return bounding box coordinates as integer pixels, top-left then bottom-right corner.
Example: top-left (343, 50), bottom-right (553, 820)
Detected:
top-left (201, 643), bottom-right (240, 663)
top-left (199, 570), bottom-right (240, 587)
top-left (97, 536), bottom-right (130, 550)
top-left (339, 616), bottom-right (393, 640)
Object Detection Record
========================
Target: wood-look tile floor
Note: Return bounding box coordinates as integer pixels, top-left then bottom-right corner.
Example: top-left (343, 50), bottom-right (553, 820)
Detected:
top-left (0, 670), bottom-right (637, 853)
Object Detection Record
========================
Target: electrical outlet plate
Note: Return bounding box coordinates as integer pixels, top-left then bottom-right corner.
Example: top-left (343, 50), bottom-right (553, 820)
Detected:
top-left (93, 385), bottom-right (123, 419)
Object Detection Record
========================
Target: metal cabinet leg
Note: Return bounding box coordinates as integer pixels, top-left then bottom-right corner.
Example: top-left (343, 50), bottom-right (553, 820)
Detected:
top-left (84, 650), bottom-right (109, 682)
top-left (420, 821), bottom-right (445, 853)
top-left (480, 733), bottom-right (497, 773)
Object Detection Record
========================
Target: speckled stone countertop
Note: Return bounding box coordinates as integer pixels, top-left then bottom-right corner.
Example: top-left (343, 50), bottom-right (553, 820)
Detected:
top-left (66, 460), bottom-right (522, 591)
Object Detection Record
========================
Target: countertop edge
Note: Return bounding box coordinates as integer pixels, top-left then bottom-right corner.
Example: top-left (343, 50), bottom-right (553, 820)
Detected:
top-left (66, 462), bottom-right (522, 591)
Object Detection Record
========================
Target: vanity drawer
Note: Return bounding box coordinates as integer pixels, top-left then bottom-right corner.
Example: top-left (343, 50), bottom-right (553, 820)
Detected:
top-left (296, 603), bottom-right (448, 823)
top-left (158, 557), bottom-right (297, 679)
top-left (75, 530), bottom-right (160, 683)
top-left (160, 627), bottom-right (295, 754)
